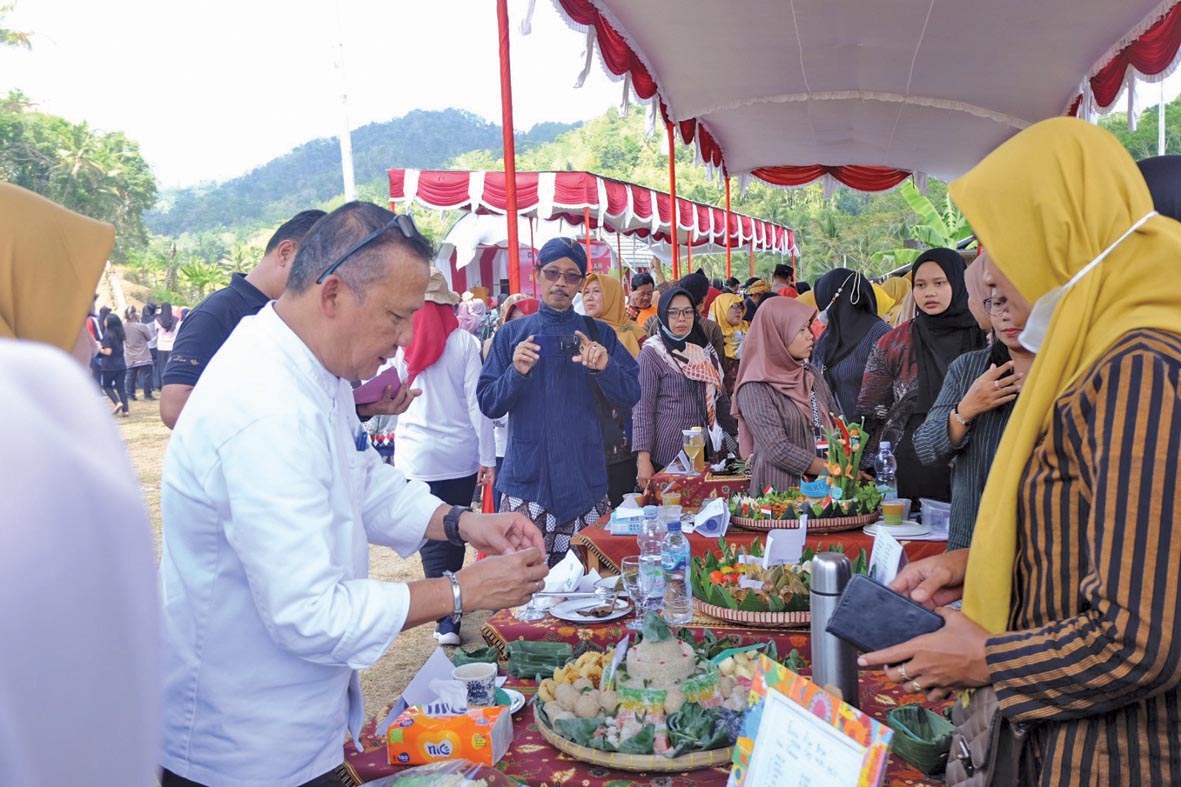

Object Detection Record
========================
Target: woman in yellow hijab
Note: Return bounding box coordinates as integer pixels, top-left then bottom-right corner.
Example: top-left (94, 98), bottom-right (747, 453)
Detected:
top-left (582, 273), bottom-right (646, 357)
top-left (859, 118), bottom-right (1181, 786)
top-left (878, 275), bottom-right (911, 326)
top-left (1, 182), bottom-right (114, 357)
top-left (708, 292), bottom-right (748, 393)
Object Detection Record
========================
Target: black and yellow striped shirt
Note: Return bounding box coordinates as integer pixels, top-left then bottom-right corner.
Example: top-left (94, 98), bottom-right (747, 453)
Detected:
top-left (985, 329), bottom-right (1181, 786)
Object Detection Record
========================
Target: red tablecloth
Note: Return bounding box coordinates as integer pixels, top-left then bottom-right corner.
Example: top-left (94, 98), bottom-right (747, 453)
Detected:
top-left (573, 517), bottom-right (947, 575)
top-left (481, 606), bottom-right (816, 662)
top-left (344, 673), bottom-right (943, 786)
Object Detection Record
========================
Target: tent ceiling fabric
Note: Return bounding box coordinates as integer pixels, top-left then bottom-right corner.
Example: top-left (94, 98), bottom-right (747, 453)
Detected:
top-left (552, 0), bottom-right (1181, 188)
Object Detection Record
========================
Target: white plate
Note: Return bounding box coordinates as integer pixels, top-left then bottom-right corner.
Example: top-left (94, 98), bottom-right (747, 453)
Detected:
top-left (502, 688), bottom-right (526, 714)
top-left (863, 520), bottom-right (930, 538)
top-left (550, 597), bottom-right (632, 623)
top-left (594, 575), bottom-right (622, 592)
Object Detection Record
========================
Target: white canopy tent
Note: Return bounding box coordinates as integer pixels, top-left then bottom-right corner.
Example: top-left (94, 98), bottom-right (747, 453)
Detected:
top-left (547, 0), bottom-right (1181, 190)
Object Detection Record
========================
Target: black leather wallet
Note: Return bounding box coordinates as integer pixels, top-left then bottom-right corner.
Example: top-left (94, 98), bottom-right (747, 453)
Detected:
top-left (825, 574), bottom-right (945, 652)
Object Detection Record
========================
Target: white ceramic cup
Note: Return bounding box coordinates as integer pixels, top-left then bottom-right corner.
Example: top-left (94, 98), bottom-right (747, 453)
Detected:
top-left (452, 662), bottom-right (497, 707)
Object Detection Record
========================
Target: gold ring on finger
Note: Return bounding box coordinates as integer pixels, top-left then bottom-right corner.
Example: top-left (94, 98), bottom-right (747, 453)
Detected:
top-left (898, 663), bottom-right (910, 682)
top-left (911, 679), bottom-right (923, 693)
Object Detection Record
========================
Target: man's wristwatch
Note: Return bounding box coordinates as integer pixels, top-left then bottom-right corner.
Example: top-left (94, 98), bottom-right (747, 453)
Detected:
top-left (442, 570), bottom-right (463, 623)
top-left (444, 505), bottom-right (470, 548)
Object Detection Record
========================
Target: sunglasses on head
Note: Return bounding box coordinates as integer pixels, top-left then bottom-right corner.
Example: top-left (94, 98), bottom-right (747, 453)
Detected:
top-left (315, 213), bottom-right (422, 285)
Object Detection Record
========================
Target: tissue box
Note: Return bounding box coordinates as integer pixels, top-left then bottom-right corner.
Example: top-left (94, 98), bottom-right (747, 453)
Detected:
top-left (387, 705), bottom-right (512, 767)
top-left (608, 506), bottom-right (645, 535)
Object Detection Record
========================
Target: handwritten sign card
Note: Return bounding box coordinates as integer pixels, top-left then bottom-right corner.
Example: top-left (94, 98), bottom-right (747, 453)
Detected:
top-left (726, 656), bottom-right (893, 787)
top-left (868, 527), bottom-right (908, 586)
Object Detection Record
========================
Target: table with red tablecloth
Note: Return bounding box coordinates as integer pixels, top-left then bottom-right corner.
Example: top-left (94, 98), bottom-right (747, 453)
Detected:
top-left (572, 516), bottom-right (947, 575)
top-left (345, 667), bottom-right (944, 786)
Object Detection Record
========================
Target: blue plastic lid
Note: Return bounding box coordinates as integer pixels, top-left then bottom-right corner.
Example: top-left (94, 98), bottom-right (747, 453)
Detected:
top-left (643, 505), bottom-right (658, 517)
top-left (668, 519), bottom-right (682, 531)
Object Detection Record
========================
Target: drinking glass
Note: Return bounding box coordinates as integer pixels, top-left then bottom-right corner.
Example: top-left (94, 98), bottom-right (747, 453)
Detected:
top-left (516, 586), bottom-right (546, 622)
top-left (682, 428), bottom-right (706, 474)
top-left (620, 556), bottom-right (645, 630)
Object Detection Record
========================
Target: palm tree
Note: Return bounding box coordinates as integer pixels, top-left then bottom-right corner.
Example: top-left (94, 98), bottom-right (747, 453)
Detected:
top-left (0, 3), bottom-right (31, 49)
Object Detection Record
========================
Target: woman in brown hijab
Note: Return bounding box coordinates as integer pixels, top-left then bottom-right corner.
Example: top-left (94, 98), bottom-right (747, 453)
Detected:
top-left (732, 295), bottom-right (838, 493)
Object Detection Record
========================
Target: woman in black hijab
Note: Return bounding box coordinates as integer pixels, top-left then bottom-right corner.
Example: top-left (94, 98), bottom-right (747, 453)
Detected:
top-left (857, 248), bottom-right (984, 501)
top-left (812, 268), bottom-right (890, 419)
top-left (633, 287), bottom-right (736, 489)
top-left (1138, 155), bottom-right (1181, 221)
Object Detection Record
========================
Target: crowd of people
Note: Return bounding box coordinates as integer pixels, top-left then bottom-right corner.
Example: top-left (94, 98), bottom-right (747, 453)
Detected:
top-left (2, 117), bottom-right (1179, 786)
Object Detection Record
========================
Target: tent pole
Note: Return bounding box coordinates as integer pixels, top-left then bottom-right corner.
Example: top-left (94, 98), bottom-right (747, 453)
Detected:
top-left (583, 206), bottom-right (594, 266)
top-left (666, 120), bottom-right (680, 280)
top-left (616, 232), bottom-right (624, 284)
top-left (496, 0), bottom-right (521, 294)
top-left (528, 217), bottom-right (536, 295)
top-left (749, 242), bottom-right (755, 280)
top-left (724, 176), bottom-right (732, 279)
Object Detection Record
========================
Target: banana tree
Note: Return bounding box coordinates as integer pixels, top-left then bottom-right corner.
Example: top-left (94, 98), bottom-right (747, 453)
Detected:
top-left (873, 179), bottom-right (974, 269)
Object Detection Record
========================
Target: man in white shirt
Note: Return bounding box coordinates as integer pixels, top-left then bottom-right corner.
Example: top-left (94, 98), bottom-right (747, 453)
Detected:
top-left (391, 268), bottom-right (496, 645)
top-left (159, 202), bottom-right (550, 787)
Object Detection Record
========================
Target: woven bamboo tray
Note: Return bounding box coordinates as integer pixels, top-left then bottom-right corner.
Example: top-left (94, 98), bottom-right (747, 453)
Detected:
top-left (534, 706), bottom-right (733, 773)
top-left (731, 511), bottom-right (878, 533)
top-left (692, 596), bottom-right (811, 628)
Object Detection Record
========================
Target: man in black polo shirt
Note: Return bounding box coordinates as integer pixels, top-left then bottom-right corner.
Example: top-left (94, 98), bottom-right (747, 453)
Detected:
top-left (160, 210), bottom-right (325, 428)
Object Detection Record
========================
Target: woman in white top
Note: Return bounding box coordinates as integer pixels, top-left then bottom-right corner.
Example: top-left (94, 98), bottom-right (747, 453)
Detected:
top-left (393, 269), bottom-right (495, 645)
top-left (154, 301), bottom-right (179, 388)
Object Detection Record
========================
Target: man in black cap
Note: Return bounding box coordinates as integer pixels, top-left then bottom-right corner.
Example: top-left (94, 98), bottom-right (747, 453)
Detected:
top-left (771, 262), bottom-right (798, 297)
top-left (478, 237), bottom-right (641, 567)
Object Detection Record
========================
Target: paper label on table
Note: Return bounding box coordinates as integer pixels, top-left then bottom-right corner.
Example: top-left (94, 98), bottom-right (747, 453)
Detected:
top-left (601, 635), bottom-right (629, 691)
top-left (726, 655), bottom-right (892, 787)
top-left (377, 647), bottom-right (457, 735)
top-left (762, 523), bottom-right (807, 568)
top-left (663, 451), bottom-right (693, 475)
top-left (738, 576), bottom-right (764, 590)
top-left (869, 528), bottom-right (907, 586)
top-left (744, 686), bottom-right (867, 785)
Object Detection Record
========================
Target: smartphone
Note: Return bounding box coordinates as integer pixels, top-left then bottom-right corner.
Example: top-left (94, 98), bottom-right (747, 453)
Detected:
top-left (825, 574), bottom-right (945, 653)
top-left (534, 334), bottom-right (582, 358)
top-left (353, 366), bottom-right (403, 405)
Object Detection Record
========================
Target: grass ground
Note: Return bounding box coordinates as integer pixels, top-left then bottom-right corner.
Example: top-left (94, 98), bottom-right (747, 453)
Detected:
top-left (118, 396), bottom-right (488, 727)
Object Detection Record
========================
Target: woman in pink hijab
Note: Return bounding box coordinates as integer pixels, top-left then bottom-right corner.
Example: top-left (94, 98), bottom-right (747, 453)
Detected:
top-left (964, 253), bottom-right (992, 332)
top-left (732, 296), bottom-right (839, 494)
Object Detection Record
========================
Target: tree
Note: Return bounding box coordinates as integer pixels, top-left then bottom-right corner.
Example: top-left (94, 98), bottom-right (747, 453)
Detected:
top-left (0, 3), bottom-right (30, 49)
top-left (872, 180), bottom-right (972, 272)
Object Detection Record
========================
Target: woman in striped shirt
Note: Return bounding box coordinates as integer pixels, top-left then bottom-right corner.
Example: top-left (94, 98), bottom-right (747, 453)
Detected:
top-left (912, 250), bottom-right (1033, 550)
top-left (633, 287), bottom-right (737, 489)
top-left (860, 117), bottom-right (1181, 785)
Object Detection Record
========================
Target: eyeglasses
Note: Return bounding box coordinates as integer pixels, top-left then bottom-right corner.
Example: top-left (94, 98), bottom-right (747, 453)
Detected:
top-left (538, 267), bottom-right (585, 285)
top-left (315, 213), bottom-right (422, 284)
top-left (666, 307), bottom-right (695, 318)
top-left (982, 296), bottom-right (1009, 315)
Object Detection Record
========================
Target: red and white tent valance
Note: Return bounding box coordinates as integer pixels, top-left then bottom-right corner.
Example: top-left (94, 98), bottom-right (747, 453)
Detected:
top-left (549, 0), bottom-right (1181, 192)
top-left (389, 168), bottom-right (796, 254)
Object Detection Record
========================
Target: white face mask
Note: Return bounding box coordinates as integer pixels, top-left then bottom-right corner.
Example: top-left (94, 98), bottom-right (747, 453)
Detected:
top-left (1018, 211), bottom-right (1157, 353)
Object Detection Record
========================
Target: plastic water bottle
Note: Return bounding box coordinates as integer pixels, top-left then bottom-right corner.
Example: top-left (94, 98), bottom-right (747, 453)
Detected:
top-left (638, 506), bottom-right (665, 615)
top-left (661, 517), bottom-right (692, 624)
top-left (874, 441), bottom-right (898, 499)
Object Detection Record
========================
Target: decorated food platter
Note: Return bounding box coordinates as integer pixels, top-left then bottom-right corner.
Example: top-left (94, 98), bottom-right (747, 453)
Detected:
top-left (690, 538), bottom-right (869, 628)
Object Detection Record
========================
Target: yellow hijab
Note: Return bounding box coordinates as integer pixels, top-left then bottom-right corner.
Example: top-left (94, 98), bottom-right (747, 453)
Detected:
top-left (879, 277), bottom-right (911, 324)
top-left (796, 290), bottom-right (817, 309)
top-left (951, 116), bottom-right (1181, 634)
top-left (584, 273), bottom-right (645, 357)
top-left (871, 282), bottom-right (895, 317)
top-left (708, 292), bottom-right (748, 359)
top-left (0, 183), bottom-right (114, 352)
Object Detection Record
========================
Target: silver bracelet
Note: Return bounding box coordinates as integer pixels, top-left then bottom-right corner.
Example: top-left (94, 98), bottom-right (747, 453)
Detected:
top-left (952, 404), bottom-right (971, 428)
top-left (442, 570), bottom-right (463, 623)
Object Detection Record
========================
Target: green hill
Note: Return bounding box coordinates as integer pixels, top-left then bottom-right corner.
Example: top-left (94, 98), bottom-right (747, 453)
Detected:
top-left (146, 109), bottom-right (579, 235)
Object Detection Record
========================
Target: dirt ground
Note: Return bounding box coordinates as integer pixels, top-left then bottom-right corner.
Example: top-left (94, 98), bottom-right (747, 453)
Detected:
top-left (117, 397), bottom-right (488, 728)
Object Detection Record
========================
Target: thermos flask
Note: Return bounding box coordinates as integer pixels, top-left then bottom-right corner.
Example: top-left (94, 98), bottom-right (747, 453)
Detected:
top-left (809, 552), bottom-right (860, 707)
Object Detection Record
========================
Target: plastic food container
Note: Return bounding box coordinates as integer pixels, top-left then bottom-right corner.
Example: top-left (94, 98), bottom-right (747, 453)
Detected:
top-left (919, 498), bottom-right (951, 530)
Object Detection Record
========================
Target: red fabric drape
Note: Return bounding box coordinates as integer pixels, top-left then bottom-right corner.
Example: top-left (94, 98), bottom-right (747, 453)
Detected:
top-left (403, 303), bottom-right (459, 387)
top-left (1077, 3), bottom-right (1181, 111)
top-left (753, 165), bottom-right (910, 192)
top-left (559, 0), bottom-right (658, 99)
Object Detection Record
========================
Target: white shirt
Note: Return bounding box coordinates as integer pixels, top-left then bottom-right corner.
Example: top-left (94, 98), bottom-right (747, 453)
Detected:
top-left (156, 321), bottom-right (178, 351)
top-left (160, 304), bottom-right (443, 787)
top-left (392, 329), bottom-right (495, 481)
top-left (0, 340), bottom-right (159, 787)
